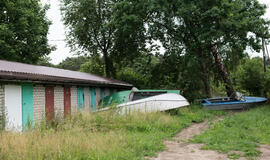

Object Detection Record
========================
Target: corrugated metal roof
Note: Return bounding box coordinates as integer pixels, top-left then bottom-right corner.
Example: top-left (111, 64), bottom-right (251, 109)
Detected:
top-left (0, 60), bottom-right (132, 88)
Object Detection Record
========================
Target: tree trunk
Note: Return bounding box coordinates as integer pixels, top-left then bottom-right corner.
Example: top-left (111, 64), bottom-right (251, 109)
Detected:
top-left (103, 51), bottom-right (112, 78)
top-left (211, 44), bottom-right (235, 96)
top-left (198, 48), bottom-right (211, 97)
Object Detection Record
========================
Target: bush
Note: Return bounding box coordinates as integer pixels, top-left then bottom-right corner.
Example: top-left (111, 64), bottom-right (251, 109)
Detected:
top-left (231, 57), bottom-right (270, 96)
top-left (116, 67), bottom-right (147, 88)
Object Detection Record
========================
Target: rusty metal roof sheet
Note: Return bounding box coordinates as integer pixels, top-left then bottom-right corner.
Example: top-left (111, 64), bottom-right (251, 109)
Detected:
top-left (0, 60), bottom-right (132, 88)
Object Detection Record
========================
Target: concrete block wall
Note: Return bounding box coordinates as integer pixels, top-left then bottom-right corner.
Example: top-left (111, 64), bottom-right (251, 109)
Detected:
top-left (71, 86), bottom-right (77, 114)
top-left (0, 85), bottom-right (4, 128)
top-left (84, 87), bottom-right (90, 110)
top-left (33, 85), bottom-right (45, 124)
top-left (95, 88), bottom-right (101, 106)
top-left (54, 86), bottom-right (64, 118)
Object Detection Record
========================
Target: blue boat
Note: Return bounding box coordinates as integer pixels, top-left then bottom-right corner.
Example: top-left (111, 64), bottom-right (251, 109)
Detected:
top-left (200, 93), bottom-right (267, 110)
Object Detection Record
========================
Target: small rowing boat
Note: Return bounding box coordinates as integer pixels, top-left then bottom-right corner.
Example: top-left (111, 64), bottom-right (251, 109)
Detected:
top-left (200, 92), bottom-right (267, 110)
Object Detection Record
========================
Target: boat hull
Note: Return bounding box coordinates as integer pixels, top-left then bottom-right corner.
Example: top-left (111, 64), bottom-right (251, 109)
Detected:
top-left (202, 97), bottom-right (267, 110)
top-left (100, 93), bottom-right (190, 113)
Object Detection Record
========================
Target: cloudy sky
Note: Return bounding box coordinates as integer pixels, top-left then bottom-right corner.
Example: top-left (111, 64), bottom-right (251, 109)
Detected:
top-left (41, 0), bottom-right (270, 64)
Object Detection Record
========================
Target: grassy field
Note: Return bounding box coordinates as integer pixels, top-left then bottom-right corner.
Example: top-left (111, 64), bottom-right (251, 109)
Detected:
top-left (0, 105), bottom-right (225, 160)
top-left (192, 105), bottom-right (270, 159)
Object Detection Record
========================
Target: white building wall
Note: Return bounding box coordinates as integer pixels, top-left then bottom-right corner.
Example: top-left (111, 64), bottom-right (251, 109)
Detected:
top-left (54, 86), bottom-right (64, 118)
top-left (33, 85), bottom-right (45, 124)
top-left (84, 87), bottom-right (90, 110)
top-left (70, 86), bottom-right (77, 114)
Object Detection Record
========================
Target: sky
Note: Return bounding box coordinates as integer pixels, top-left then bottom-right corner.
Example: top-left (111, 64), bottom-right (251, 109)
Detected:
top-left (41, 0), bottom-right (270, 65)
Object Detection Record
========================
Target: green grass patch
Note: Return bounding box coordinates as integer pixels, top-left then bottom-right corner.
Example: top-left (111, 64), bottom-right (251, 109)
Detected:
top-left (192, 105), bottom-right (270, 159)
top-left (0, 105), bottom-right (225, 160)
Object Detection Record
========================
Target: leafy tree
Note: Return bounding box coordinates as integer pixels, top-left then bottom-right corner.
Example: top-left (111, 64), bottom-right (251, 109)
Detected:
top-left (116, 67), bottom-right (147, 89)
top-left (61, 0), bottom-right (149, 77)
top-left (57, 56), bottom-right (89, 71)
top-left (80, 56), bottom-right (105, 76)
top-left (149, 0), bottom-right (270, 96)
top-left (37, 56), bottom-right (55, 67)
top-left (0, 0), bottom-right (53, 64)
top-left (232, 57), bottom-right (270, 96)
top-left (149, 53), bottom-right (205, 101)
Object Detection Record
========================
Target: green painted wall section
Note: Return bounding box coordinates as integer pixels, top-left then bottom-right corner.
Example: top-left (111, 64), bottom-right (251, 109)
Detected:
top-left (102, 91), bottom-right (131, 107)
top-left (77, 87), bottom-right (85, 109)
top-left (90, 88), bottom-right (96, 110)
top-left (22, 84), bottom-right (34, 128)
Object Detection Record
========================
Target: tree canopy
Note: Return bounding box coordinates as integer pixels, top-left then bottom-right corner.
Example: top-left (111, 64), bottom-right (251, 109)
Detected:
top-left (61, 0), bottom-right (270, 99)
top-left (57, 56), bottom-right (89, 71)
top-left (149, 0), bottom-right (270, 96)
top-left (60, 0), bottom-right (149, 77)
top-left (0, 0), bottom-right (53, 64)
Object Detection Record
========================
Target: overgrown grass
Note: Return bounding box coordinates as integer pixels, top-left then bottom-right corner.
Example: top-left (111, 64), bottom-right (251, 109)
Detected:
top-left (192, 105), bottom-right (270, 159)
top-left (0, 105), bottom-right (225, 160)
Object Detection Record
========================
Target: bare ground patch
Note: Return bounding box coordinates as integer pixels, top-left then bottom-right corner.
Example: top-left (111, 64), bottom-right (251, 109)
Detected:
top-left (257, 144), bottom-right (270, 160)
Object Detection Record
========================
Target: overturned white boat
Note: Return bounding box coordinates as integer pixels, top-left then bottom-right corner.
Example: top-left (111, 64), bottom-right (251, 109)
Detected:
top-left (118, 93), bottom-right (190, 113)
top-left (99, 89), bottom-right (190, 113)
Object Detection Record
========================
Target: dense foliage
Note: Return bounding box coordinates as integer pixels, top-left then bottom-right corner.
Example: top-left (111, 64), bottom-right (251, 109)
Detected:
top-left (231, 57), bottom-right (270, 96)
top-left (80, 56), bottom-right (105, 76)
top-left (57, 56), bottom-right (89, 71)
top-left (60, 0), bottom-right (270, 100)
top-left (0, 0), bottom-right (53, 64)
top-left (149, 0), bottom-right (270, 96)
top-left (60, 0), bottom-right (148, 77)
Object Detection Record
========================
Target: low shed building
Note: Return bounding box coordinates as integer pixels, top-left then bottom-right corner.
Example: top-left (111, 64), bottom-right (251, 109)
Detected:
top-left (0, 60), bottom-right (132, 130)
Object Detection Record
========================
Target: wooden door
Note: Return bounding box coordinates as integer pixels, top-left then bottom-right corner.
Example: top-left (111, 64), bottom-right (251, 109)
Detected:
top-left (90, 88), bottom-right (96, 111)
top-left (64, 86), bottom-right (71, 117)
top-left (77, 87), bottom-right (84, 109)
top-left (45, 86), bottom-right (54, 121)
top-left (22, 84), bottom-right (34, 128)
top-left (5, 85), bottom-right (22, 131)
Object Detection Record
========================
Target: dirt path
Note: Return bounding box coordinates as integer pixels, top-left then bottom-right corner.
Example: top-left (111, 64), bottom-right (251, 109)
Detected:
top-left (148, 119), bottom-right (246, 160)
top-left (258, 144), bottom-right (270, 160)
top-left (147, 117), bottom-right (270, 160)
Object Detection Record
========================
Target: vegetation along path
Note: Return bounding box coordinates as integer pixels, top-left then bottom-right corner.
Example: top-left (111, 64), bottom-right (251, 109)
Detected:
top-left (148, 118), bottom-right (231, 160)
top-left (149, 108), bottom-right (270, 160)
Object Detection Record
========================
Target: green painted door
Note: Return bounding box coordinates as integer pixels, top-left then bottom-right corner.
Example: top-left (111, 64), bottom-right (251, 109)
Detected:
top-left (90, 88), bottom-right (96, 110)
top-left (77, 87), bottom-right (85, 109)
top-left (22, 84), bottom-right (34, 128)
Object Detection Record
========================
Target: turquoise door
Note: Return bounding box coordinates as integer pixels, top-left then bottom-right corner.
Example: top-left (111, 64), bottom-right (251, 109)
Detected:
top-left (90, 88), bottom-right (96, 110)
top-left (77, 87), bottom-right (85, 109)
top-left (22, 84), bottom-right (34, 128)
top-left (101, 88), bottom-right (105, 99)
